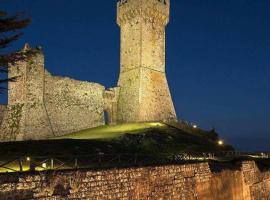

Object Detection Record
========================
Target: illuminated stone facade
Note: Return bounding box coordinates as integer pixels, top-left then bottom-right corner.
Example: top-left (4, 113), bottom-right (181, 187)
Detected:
top-left (0, 46), bottom-right (105, 141)
top-left (116, 0), bottom-right (177, 123)
top-left (0, 0), bottom-right (177, 141)
top-left (0, 105), bottom-right (6, 126)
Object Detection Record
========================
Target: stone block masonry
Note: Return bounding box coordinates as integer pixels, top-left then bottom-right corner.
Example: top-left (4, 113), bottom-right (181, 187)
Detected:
top-left (44, 73), bottom-right (105, 137)
top-left (0, 161), bottom-right (269, 200)
top-left (116, 0), bottom-right (177, 123)
top-left (0, 46), bottom-right (106, 141)
top-left (0, 105), bottom-right (6, 126)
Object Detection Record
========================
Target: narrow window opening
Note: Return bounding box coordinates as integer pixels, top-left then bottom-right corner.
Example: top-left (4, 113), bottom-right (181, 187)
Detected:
top-left (104, 111), bottom-right (110, 125)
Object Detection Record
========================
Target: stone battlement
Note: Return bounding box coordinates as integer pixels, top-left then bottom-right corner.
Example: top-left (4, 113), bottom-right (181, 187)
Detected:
top-left (118, 0), bottom-right (168, 7)
top-left (117, 0), bottom-right (170, 26)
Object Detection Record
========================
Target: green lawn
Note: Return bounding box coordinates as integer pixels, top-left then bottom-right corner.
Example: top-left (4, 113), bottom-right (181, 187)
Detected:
top-left (54, 122), bottom-right (167, 140)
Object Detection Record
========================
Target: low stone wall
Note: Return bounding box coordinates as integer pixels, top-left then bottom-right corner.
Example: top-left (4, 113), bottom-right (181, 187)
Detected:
top-left (242, 161), bottom-right (270, 199)
top-left (0, 161), bottom-right (269, 200)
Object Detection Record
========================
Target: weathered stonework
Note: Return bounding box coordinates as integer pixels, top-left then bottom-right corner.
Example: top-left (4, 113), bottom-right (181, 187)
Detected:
top-left (0, 46), bottom-right (106, 141)
top-left (116, 0), bottom-right (177, 123)
top-left (0, 105), bottom-right (6, 126)
top-left (0, 161), bottom-right (269, 200)
top-left (104, 87), bottom-right (120, 125)
top-left (0, 0), bottom-right (178, 141)
top-left (44, 73), bottom-right (105, 136)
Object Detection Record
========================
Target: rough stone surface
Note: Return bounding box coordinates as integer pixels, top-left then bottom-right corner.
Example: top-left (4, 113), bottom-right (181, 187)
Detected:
top-left (116, 0), bottom-right (177, 123)
top-left (0, 51), bottom-right (53, 141)
top-left (104, 88), bottom-right (120, 125)
top-left (0, 161), bottom-right (269, 200)
top-left (0, 105), bottom-right (6, 126)
top-left (44, 73), bottom-right (105, 137)
top-left (0, 49), bottom-right (105, 141)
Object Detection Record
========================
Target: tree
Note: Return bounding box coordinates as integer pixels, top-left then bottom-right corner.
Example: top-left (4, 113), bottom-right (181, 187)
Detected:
top-left (0, 10), bottom-right (31, 93)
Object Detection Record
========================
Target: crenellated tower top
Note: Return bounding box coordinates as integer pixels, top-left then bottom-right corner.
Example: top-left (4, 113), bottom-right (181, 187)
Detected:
top-left (117, 0), bottom-right (170, 26)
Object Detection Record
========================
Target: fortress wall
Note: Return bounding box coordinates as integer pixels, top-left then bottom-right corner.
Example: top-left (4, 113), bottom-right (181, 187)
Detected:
top-left (0, 105), bottom-right (6, 126)
top-left (242, 161), bottom-right (270, 200)
top-left (0, 51), bottom-right (53, 141)
top-left (0, 161), bottom-right (269, 200)
top-left (0, 47), bottom-right (106, 141)
top-left (139, 68), bottom-right (177, 122)
top-left (104, 88), bottom-right (120, 124)
top-left (0, 58), bottom-right (28, 141)
top-left (19, 53), bottom-right (53, 141)
top-left (44, 73), bottom-right (105, 136)
top-left (117, 69), bottom-right (141, 123)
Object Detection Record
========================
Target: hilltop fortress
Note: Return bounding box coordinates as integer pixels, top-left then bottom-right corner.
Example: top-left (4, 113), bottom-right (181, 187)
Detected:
top-left (0, 0), bottom-right (177, 141)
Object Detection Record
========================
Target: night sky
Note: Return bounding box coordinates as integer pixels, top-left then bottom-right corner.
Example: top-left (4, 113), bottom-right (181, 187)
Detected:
top-left (1, 0), bottom-right (270, 151)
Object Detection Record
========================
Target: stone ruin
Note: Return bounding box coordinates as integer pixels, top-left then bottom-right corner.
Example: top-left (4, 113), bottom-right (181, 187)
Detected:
top-left (0, 0), bottom-right (177, 141)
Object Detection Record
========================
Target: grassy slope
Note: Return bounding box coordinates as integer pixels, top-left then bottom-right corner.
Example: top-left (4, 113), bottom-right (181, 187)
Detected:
top-left (0, 123), bottom-right (232, 158)
top-left (2, 123), bottom-right (270, 173)
top-left (55, 122), bottom-right (167, 140)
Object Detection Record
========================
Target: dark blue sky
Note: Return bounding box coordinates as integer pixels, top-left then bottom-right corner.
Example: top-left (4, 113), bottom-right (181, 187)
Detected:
top-left (1, 0), bottom-right (270, 151)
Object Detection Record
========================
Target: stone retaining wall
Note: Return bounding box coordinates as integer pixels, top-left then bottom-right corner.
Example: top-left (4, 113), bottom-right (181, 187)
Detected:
top-left (0, 161), bottom-right (269, 200)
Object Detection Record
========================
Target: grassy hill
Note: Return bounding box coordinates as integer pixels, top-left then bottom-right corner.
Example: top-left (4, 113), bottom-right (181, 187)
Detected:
top-left (54, 122), bottom-right (168, 140)
top-left (0, 122), bottom-right (233, 158)
top-left (0, 122), bottom-right (238, 173)
top-left (2, 123), bottom-right (270, 174)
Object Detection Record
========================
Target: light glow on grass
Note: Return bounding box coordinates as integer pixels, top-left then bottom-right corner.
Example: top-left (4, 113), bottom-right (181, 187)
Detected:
top-left (53, 122), bottom-right (167, 140)
top-left (149, 122), bottom-right (164, 127)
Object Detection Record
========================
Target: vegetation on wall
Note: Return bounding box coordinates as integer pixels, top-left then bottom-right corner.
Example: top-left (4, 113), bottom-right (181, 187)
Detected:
top-left (7, 103), bottom-right (23, 137)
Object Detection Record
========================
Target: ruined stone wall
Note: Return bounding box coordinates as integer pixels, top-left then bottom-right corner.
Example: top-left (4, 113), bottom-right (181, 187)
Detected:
top-left (0, 49), bottom-right (53, 141)
top-left (44, 73), bottom-right (105, 137)
top-left (0, 105), bottom-right (6, 126)
top-left (0, 46), bottom-right (106, 141)
top-left (0, 161), bottom-right (269, 200)
top-left (242, 161), bottom-right (270, 200)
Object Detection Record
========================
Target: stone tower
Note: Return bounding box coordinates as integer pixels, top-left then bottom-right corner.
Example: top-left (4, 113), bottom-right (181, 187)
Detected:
top-left (0, 45), bottom-right (53, 141)
top-left (116, 0), bottom-right (177, 123)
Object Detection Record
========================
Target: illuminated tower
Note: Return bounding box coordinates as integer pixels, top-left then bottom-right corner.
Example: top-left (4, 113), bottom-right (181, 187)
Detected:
top-left (116, 0), bottom-right (177, 123)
